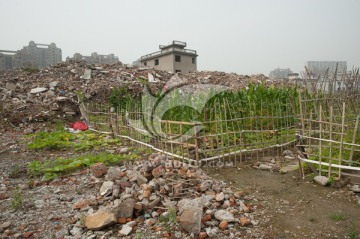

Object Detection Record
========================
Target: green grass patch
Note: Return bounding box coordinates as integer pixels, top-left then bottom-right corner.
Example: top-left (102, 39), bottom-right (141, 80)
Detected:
top-left (27, 128), bottom-right (120, 151)
top-left (329, 213), bottom-right (346, 222)
top-left (10, 186), bottom-right (23, 211)
top-left (28, 152), bottom-right (139, 181)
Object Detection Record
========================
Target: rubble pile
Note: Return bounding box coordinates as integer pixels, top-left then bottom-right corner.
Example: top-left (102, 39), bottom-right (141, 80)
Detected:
top-left (70, 153), bottom-right (257, 238)
top-left (0, 61), bottom-right (293, 130)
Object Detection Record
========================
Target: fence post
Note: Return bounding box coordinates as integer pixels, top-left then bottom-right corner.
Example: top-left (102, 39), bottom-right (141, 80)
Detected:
top-left (194, 123), bottom-right (200, 166)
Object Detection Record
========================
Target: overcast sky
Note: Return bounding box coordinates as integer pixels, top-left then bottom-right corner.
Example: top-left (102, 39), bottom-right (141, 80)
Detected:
top-left (1, 0), bottom-right (359, 75)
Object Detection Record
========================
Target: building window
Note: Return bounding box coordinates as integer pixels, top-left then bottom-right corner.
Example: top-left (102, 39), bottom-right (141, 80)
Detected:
top-left (154, 59), bottom-right (159, 65)
top-left (192, 57), bottom-right (196, 64)
top-left (144, 61), bottom-right (147, 66)
top-left (175, 55), bottom-right (181, 62)
top-left (175, 69), bottom-right (181, 73)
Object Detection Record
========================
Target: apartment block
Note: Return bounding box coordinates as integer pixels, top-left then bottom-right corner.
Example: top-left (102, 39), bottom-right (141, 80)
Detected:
top-left (66, 52), bottom-right (119, 64)
top-left (0, 41), bottom-right (62, 70)
top-left (140, 41), bottom-right (198, 73)
top-left (306, 61), bottom-right (347, 74)
top-left (269, 68), bottom-right (293, 79)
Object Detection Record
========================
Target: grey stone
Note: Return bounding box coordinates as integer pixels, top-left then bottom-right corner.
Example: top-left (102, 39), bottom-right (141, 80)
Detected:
top-left (55, 96), bottom-right (67, 102)
top-left (6, 83), bottom-right (16, 91)
top-left (119, 147), bottom-right (129, 154)
top-left (100, 181), bottom-right (114, 196)
top-left (259, 164), bottom-right (272, 170)
top-left (0, 222), bottom-right (11, 231)
top-left (70, 226), bottom-right (83, 236)
top-left (105, 167), bottom-right (122, 181)
top-left (280, 165), bottom-right (298, 174)
top-left (112, 184), bottom-right (120, 199)
top-left (126, 221), bottom-right (137, 227)
top-left (137, 174), bottom-right (148, 185)
top-left (117, 198), bottom-right (135, 218)
top-left (314, 176), bottom-right (329, 186)
top-left (282, 150), bottom-right (294, 157)
top-left (180, 207), bottom-right (202, 234)
top-left (30, 87), bottom-right (48, 94)
top-left (205, 227), bottom-right (219, 237)
top-left (350, 185), bottom-right (360, 193)
top-left (200, 180), bottom-right (213, 192)
top-left (214, 210), bottom-right (235, 222)
top-left (49, 81), bottom-right (59, 88)
top-left (215, 192), bottom-right (225, 201)
top-left (34, 199), bottom-right (45, 208)
top-left (119, 224), bottom-right (132, 236)
top-left (83, 69), bottom-right (92, 80)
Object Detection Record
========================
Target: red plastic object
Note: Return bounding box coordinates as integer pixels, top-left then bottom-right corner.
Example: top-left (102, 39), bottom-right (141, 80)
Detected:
top-left (69, 121), bottom-right (88, 131)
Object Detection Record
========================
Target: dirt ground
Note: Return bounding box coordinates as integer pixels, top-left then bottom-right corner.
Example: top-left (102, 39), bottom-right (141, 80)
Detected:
top-left (206, 166), bottom-right (360, 239)
top-left (1, 127), bottom-right (360, 239)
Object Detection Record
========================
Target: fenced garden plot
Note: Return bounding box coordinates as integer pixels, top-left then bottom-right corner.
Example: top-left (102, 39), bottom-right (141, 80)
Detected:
top-left (80, 84), bottom-right (300, 165)
top-left (297, 92), bottom-right (360, 179)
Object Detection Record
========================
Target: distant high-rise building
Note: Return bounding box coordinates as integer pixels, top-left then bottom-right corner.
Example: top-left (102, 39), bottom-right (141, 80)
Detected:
top-left (306, 61), bottom-right (347, 75)
top-left (269, 68), bottom-right (293, 79)
top-left (0, 41), bottom-right (62, 70)
top-left (66, 52), bottom-right (119, 64)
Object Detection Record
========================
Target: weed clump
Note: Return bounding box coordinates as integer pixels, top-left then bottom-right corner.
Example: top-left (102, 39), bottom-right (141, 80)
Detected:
top-left (10, 186), bottom-right (23, 210)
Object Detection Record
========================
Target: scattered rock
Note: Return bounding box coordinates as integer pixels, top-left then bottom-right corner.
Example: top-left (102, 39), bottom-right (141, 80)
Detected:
top-left (85, 210), bottom-right (117, 230)
top-left (34, 199), bottom-right (45, 208)
top-left (214, 210), bottom-right (235, 222)
top-left (90, 163), bottom-right (107, 178)
top-left (180, 207), bottom-right (202, 234)
top-left (105, 167), bottom-right (122, 181)
top-left (280, 165), bottom-right (298, 174)
top-left (259, 164), bottom-right (272, 170)
top-left (200, 180), bottom-right (213, 192)
top-left (239, 217), bottom-right (251, 226)
top-left (219, 220), bottom-right (228, 230)
top-left (350, 185), bottom-right (360, 193)
top-left (100, 181), bottom-right (114, 196)
top-left (314, 176), bottom-right (329, 186)
top-left (215, 192), bottom-right (225, 201)
top-left (116, 198), bottom-right (135, 218)
top-left (119, 224), bottom-right (132, 236)
top-left (30, 87), bottom-right (48, 94)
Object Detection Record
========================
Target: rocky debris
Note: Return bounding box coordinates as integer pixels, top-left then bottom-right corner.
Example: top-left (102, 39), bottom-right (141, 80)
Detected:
top-left (0, 61), bottom-right (295, 130)
top-left (314, 176), bottom-right (329, 186)
top-left (62, 153), bottom-right (258, 237)
top-left (350, 184), bottom-right (360, 193)
top-left (252, 153), bottom-right (300, 174)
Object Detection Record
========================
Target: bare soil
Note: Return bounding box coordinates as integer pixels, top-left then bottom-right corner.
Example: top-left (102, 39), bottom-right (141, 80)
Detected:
top-left (206, 166), bottom-right (360, 239)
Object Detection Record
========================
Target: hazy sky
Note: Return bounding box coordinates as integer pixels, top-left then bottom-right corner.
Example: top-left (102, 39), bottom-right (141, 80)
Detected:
top-left (1, 0), bottom-right (359, 75)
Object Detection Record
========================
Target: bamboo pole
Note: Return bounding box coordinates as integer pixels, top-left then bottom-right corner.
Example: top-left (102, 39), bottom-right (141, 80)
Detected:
top-left (319, 105), bottom-right (322, 175)
top-left (328, 106), bottom-right (333, 177)
top-left (338, 102), bottom-right (346, 178)
top-left (349, 115), bottom-right (359, 163)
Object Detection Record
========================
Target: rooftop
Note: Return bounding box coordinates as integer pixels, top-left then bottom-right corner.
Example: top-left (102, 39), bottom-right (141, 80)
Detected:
top-left (141, 40), bottom-right (197, 61)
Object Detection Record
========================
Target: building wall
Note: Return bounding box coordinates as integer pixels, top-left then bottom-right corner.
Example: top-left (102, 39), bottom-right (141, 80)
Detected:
top-left (141, 54), bottom-right (197, 73)
top-left (141, 54), bottom-right (174, 72)
top-left (173, 54), bottom-right (196, 73)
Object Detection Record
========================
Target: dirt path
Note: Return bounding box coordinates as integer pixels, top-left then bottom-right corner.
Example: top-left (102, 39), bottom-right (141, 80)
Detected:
top-left (206, 166), bottom-right (360, 238)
